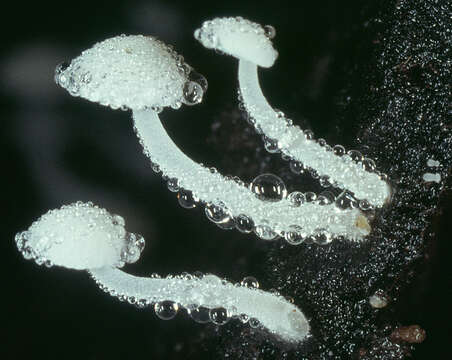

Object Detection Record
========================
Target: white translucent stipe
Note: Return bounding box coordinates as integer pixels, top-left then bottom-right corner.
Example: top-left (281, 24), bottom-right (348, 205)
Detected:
top-left (133, 109), bottom-right (370, 241)
top-left (55, 35), bottom-right (191, 110)
top-left (194, 17), bottom-right (278, 68)
top-left (15, 202), bottom-right (131, 270)
top-left (90, 268), bottom-right (309, 342)
top-left (238, 60), bottom-right (391, 207)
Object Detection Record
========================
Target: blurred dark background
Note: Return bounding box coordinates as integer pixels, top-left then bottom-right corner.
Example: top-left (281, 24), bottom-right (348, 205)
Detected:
top-left (1, 0), bottom-right (450, 358)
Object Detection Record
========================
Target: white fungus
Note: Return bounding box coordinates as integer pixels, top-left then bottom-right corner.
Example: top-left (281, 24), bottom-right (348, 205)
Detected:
top-left (195, 17), bottom-right (392, 209)
top-left (15, 201), bottom-right (144, 270)
top-left (16, 203), bottom-right (309, 342)
top-left (194, 17), bottom-right (278, 68)
top-left (55, 34), bottom-right (370, 243)
top-left (54, 35), bottom-right (203, 110)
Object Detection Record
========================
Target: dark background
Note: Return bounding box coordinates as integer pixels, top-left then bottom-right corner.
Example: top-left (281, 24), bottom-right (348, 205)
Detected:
top-left (2, 0), bottom-right (450, 358)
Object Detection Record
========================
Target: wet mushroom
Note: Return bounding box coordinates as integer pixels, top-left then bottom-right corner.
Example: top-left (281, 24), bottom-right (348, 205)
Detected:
top-left (55, 34), bottom-right (370, 243)
top-left (15, 202), bottom-right (310, 342)
top-left (195, 17), bottom-right (391, 208)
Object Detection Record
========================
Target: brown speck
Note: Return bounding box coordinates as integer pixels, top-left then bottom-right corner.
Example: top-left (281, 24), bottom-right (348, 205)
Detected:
top-left (355, 214), bottom-right (371, 232)
top-left (391, 325), bottom-right (426, 344)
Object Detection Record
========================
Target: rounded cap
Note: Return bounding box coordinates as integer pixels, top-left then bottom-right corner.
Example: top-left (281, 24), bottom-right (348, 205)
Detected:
top-left (15, 202), bottom-right (145, 270)
top-left (195, 17), bottom-right (278, 68)
top-left (55, 35), bottom-right (207, 110)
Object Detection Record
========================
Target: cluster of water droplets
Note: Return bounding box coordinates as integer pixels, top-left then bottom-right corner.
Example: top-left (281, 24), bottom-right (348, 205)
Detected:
top-left (92, 271), bottom-right (276, 329)
top-left (54, 34), bottom-right (207, 111)
top-left (144, 156), bottom-right (353, 245)
top-left (238, 91), bottom-right (389, 210)
top-left (15, 201), bottom-right (145, 270)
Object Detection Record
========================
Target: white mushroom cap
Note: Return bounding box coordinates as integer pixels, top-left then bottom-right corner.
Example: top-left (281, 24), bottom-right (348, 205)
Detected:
top-left (15, 202), bottom-right (145, 270)
top-left (55, 35), bottom-right (206, 110)
top-left (195, 17), bottom-right (278, 68)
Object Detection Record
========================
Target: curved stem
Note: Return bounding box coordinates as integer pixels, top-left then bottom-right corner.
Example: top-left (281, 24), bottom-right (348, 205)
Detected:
top-left (238, 60), bottom-right (391, 207)
top-left (90, 267), bottom-right (309, 342)
top-left (133, 109), bottom-right (370, 241)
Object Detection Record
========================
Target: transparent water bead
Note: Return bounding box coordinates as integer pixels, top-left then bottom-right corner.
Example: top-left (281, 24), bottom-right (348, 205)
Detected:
top-left (154, 300), bottom-right (179, 320)
top-left (205, 201), bottom-right (232, 224)
top-left (250, 173), bottom-right (287, 202)
top-left (55, 35), bottom-right (206, 111)
top-left (177, 189), bottom-right (197, 209)
top-left (209, 307), bottom-right (230, 325)
top-left (15, 202), bottom-right (143, 270)
top-left (264, 25), bottom-right (276, 39)
top-left (189, 306), bottom-right (211, 323)
top-left (254, 223), bottom-right (278, 241)
top-left (195, 17), bottom-right (278, 68)
top-left (241, 276), bottom-right (259, 288)
top-left (288, 191), bottom-right (306, 207)
top-left (284, 225), bottom-right (304, 245)
top-left (182, 81), bottom-right (204, 105)
top-left (235, 214), bottom-right (254, 233)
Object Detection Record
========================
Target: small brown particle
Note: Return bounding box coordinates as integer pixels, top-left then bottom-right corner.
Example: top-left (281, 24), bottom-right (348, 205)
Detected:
top-left (390, 325), bottom-right (426, 344)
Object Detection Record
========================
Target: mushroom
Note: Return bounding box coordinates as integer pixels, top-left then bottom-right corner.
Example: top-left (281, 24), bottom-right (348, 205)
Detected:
top-left (16, 202), bottom-right (310, 342)
top-left (195, 17), bottom-right (391, 208)
top-left (54, 34), bottom-right (370, 243)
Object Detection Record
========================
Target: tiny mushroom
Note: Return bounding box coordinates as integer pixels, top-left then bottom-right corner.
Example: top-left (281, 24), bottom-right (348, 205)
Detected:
top-left (194, 17), bottom-right (278, 68)
top-left (54, 34), bottom-right (370, 243)
top-left (16, 202), bottom-right (310, 343)
top-left (195, 17), bottom-right (391, 208)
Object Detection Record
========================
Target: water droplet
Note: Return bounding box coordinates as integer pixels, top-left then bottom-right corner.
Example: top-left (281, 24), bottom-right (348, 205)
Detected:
top-left (241, 276), bottom-right (259, 288)
top-left (335, 190), bottom-right (359, 209)
top-left (250, 174), bottom-right (287, 202)
top-left (182, 81), bottom-right (204, 105)
top-left (362, 158), bottom-right (376, 171)
top-left (287, 192), bottom-right (306, 207)
top-left (151, 162), bottom-right (161, 173)
top-left (209, 307), bottom-right (230, 325)
top-left (171, 101), bottom-right (182, 109)
top-left (317, 191), bottom-right (335, 205)
top-left (319, 175), bottom-right (331, 188)
top-left (348, 150), bottom-right (363, 162)
top-left (254, 224), bottom-right (278, 241)
top-left (177, 189), bottom-right (197, 209)
top-left (359, 199), bottom-right (372, 211)
top-left (216, 216), bottom-right (235, 230)
top-left (313, 232), bottom-right (332, 245)
top-left (333, 145), bottom-right (345, 156)
top-left (189, 306), bottom-right (211, 323)
top-left (189, 71), bottom-right (208, 92)
top-left (154, 301), bottom-right (179, 320)
top-left (151, 106), bottom-right (163, 114)
top-left (304, 130), bottom-right (314, 140)
top-left (317, 138), bottom-right (327, 147)
top-left (264, 25), bottom-right (276, 39)
top-left (112, 214), bottom-right (125, 226)
top-left (263, 136), bottom-right (279, 153)
top-left (205, 202), bottom-right (231, 224)
top-left (54, 61), bottom-right (70, 85)
top-left (235, 214), bottom-right (254, 233)
top-left (249, 317), bottom-right (261, 328)
top-left (289, 161), bottom-right (304, 174)
top-left (284, 225), bottom-right (304, 245)
top-left (239, 314), bottom-right (250, 323)
top-left (305, 192), bottom-right (317, 202)
top-left (167, 178), bottom-right (179, 192)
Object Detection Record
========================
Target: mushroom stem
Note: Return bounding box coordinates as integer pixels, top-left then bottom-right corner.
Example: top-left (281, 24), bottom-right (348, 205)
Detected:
top-left (133, 109), bottom-right (370, 241)
top-left (238, 60), bottom-right (391, 207)
top-left (90, 267), bottom-right (309, 342)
